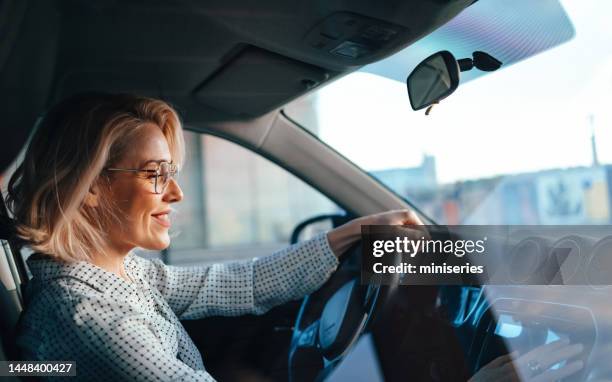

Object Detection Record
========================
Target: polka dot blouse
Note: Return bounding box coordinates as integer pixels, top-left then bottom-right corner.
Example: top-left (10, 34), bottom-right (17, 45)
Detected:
top-left (16, 232), bottom-right (339, 381)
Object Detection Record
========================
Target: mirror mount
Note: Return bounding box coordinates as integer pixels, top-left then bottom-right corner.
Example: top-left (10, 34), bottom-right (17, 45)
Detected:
top-left (458, 51), bottom-right (503, 72)
top-left (457, 58), bottom-right (474, 72)
top-left (425, 101), bottom-right (439, 116)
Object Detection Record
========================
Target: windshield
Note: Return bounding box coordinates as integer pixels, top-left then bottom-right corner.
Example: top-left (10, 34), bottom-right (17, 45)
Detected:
top-left (285, 0), bottom-right (612, 225)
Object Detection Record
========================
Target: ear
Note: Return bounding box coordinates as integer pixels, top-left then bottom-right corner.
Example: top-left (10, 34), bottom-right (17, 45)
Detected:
top-left (84, 183), bottom-right (100, 208)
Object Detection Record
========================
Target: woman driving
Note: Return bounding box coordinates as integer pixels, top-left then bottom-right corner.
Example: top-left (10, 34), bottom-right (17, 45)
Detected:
top-left (7, 92), bottom-right (422, 381)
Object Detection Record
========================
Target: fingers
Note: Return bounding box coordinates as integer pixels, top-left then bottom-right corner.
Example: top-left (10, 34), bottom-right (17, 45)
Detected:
top-left (521, 338), bottom-right (569, 359)
top-left (538, 343), bottom-right (583, 369)
top-left (395, 209), bottom-right (429, 238)
top-left (473, 343), bottom-right (584, 382)
top-left (531, 360), bottom-right (584, 382)
top-left (400, 209), bottom-right (424, 225)
top-left (395, 225), bottom-right (429, 239)
top-left (520, 340), bottom-right (583, 372)
top-left (366, 209), bottom-right (424, 227)
top-left (514, 340), bottom-right (585, 382)
top-left (366, 209), bottom-right (429, 240)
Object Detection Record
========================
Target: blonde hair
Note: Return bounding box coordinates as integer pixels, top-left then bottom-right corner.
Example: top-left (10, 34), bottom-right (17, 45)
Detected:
top-left (6, 93), bottom-right (185, 262)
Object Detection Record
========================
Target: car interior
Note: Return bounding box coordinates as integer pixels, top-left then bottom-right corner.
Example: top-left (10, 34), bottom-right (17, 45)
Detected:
top-left (0, 0), bottom-right (608, 381)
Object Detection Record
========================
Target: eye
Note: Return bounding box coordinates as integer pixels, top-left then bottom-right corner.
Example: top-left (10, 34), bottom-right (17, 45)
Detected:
top-left (144, 170), bottom-right (160, 179)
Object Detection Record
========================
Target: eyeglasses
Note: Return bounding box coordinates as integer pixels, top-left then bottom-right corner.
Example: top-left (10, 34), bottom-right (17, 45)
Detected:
top-left (105, 161), bottom-right (179, 194)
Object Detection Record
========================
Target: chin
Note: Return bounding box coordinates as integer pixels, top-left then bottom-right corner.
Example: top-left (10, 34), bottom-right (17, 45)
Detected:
top-left (143, 236), bottom-right (171, 251)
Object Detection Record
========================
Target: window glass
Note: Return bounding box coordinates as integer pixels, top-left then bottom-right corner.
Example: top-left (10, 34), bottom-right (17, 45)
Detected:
top-left (285, 0), bottom-right (612, 225)
top-left (169, 131), bottom-right (340, 264)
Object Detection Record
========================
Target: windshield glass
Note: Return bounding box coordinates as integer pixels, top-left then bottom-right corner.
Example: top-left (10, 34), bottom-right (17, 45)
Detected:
top-left (285, 0), bottom-right (612, 225)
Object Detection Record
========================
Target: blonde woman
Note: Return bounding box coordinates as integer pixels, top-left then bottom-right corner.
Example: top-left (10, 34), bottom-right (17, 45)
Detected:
top-left (6, 93), bottom-right (422, 381)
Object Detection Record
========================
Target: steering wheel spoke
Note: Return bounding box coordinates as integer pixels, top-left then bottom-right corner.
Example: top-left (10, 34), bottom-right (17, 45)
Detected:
top-left (288, 240), bottom-right (401, 381)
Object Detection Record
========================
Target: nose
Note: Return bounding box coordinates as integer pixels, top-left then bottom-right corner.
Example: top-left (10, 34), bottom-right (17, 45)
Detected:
top-left (162, 178), bottom-right (183, 203)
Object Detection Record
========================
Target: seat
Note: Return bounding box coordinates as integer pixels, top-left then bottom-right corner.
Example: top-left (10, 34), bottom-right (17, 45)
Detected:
top-left (0, 192), bottom-right (28, 379)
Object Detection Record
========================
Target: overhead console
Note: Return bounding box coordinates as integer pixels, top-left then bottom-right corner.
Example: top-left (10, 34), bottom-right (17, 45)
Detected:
top-left (303, 12), bottom-right (406, 64)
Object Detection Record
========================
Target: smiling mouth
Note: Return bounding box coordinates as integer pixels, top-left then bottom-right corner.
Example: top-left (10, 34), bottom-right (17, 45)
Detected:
top-left (151, 212), bottom-right (171, 228)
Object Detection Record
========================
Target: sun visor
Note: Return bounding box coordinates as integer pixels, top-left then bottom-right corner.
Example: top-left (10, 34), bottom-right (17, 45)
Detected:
top-left (193, 46), bottom-right (332, 118)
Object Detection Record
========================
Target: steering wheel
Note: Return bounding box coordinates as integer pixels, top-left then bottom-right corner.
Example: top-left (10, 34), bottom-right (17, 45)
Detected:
top-left (287, 240), bottom-right (402, 382)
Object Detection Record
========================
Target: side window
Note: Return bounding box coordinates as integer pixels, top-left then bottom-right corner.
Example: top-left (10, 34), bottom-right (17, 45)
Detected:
top-left (168, 131), bottom-right (341, 265)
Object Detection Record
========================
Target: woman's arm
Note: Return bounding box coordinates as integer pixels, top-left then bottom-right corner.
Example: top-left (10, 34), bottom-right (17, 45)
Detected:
top-left (132, 232), bottom-right (337, 319)
top-left (135, 209), bottom-right (424, 320)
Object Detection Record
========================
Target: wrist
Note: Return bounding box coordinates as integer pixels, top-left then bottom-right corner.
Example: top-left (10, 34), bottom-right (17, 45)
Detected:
top-left (326, 218), bottom-right (363, 258)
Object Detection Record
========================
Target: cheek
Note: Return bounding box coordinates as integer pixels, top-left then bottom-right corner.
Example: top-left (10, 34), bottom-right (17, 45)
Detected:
top-left (125, 196), bottom-right (159, 229)
top-left (104, 178), bottom-right (169, 251)
top-left (127, 198), bottom-right (156, 225)
top-left (109, 179), bottom-right (155, 227)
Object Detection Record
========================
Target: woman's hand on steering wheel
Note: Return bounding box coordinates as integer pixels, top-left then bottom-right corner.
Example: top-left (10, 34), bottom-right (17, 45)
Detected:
top-left (326, 209), bottom-right (426, 258)
top-left (468, 339), bottom-right (584, 382)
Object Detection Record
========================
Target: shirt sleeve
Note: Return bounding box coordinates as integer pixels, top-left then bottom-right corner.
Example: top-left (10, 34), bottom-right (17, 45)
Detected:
top-left (55, 293), bottom-right (217, 382)
top-left (134, 232), bottom-right (339, 320)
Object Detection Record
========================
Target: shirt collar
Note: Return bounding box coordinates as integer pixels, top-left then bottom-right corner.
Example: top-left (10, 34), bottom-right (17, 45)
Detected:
top-left (26, 252), bottom-right (144, 295)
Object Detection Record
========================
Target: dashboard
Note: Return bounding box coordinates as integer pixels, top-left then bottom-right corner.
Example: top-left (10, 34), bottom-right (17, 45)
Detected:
top-left (356, 284), bottom-right (608, 381)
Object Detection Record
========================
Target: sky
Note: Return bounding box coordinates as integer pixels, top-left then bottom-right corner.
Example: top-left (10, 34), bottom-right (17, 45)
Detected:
top-left (296, 0), bottom-right (612, 184)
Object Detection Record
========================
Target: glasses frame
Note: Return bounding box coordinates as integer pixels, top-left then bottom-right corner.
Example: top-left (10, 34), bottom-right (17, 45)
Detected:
top-left (105, 161), bottom-right (179, 194)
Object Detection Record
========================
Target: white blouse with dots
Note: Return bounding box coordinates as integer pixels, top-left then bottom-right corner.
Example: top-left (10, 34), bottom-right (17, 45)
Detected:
top-left (16, 232), bottom-right (339, 381)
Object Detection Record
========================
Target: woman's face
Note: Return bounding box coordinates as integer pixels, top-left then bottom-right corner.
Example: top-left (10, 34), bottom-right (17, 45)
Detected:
top-left (105, 124), bottom-right (183, 252)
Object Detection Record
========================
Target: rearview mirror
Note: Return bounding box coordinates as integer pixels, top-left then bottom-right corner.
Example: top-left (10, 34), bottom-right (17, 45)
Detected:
top-left (406, 50), bottom-right (459, 111)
